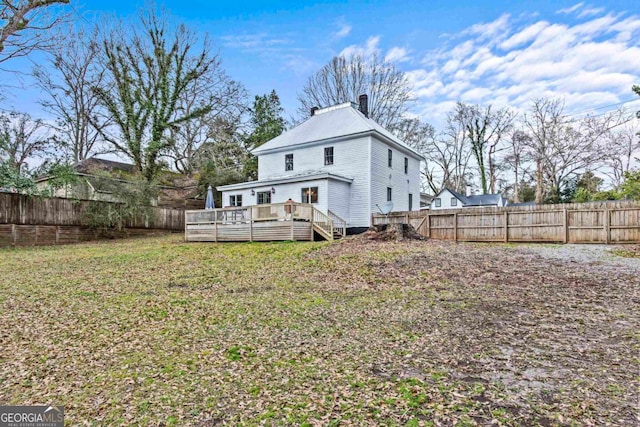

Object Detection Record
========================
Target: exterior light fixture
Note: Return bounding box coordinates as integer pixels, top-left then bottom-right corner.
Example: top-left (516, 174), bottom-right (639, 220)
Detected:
top-left (271, 187), bottom-right (276, 194)
top-left (250, 189), bottom-right (255, 196)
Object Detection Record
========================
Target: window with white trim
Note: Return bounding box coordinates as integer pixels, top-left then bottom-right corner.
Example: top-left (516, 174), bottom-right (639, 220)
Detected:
top-left (257, 191), bottom-right (271, 204)
top-left (229, 194), bottom-right (242, 207)
top-left (301, 187), bottom-right (318, 203)
top-left (324, 147), bottom-right (334, 165)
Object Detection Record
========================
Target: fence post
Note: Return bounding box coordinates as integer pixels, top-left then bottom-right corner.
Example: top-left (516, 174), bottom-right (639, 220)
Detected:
top-left (504, 211), bottom-right (508, 243)
top-left (427, 214), bottom-right (431, 239)
top-left (563, 208), bottom-right (568, 244)
top-left (453, 213), bottom-right (458, 242)
top-left (11, 223), bottom-right (16, 246)
top-left (184, 211), bottom-right (187, 242)
top-left (249, 209), bottom-right (253, 242)
top-left (604, 208), bottom-right (610, 244)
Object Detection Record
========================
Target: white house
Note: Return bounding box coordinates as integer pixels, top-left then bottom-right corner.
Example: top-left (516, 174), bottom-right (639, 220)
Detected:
top-left (430, 187), bottom-right (507, 210)
top-left (218, 96), bottom-right (424, 233)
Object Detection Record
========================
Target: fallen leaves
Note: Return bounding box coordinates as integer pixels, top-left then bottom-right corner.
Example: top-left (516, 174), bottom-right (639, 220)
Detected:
top-left (0, 235), bottom-right (638, 426)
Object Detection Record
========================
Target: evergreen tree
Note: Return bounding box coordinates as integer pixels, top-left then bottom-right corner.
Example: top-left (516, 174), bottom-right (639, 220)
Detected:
top-left (243, 90), bottom-right (285, 179)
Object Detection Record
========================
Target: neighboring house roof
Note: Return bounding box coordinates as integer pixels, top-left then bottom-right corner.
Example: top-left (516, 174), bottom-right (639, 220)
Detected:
top-left (435, 187), bottom-right (507, 207)
top-left (73, 157), bottom-right (137, 175)
top-left (218, 171), bottom-right (353, 192)
top-left (252, 102), bottom-right (424, 160)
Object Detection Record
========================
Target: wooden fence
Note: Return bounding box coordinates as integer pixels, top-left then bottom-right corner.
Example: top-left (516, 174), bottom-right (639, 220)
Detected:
top-left (372, 201), bottom-right (640, 244)
top-left (0, 192), bottom-right (185, 247)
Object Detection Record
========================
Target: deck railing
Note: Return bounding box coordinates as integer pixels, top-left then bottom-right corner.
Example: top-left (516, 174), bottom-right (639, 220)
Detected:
top-left (312, 208), bottom-right (334, 240)
top-left (185, 202), bottom-right (335, 242)
top-left (328, 210), bottom-right (346, 237)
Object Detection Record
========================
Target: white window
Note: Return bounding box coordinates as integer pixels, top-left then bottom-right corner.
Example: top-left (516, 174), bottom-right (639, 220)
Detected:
top-left (387, 187), bottom-right (392, 202)
top-left (434, 198), bottom-right (441, 207)
top-left (301, 187), bottom-right (318, 203)
top-left (257, 191), bottom-right (271, 204)
top-left (451, 198), bottom-right (457, 207)
top-left (229, 194), bottom-right (242, 207)
top-left (285, 154), bottom-right (293, 171)
top-left (324, 147), bottom-right (334, 165)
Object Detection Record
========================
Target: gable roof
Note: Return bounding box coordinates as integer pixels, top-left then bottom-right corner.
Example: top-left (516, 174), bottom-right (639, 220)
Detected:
top-left (73, 157), bottom-right (137, 174)
top-left (434, 187), bottom-right (506, 207)
top-left (252, 102), bottom-right (424, 160)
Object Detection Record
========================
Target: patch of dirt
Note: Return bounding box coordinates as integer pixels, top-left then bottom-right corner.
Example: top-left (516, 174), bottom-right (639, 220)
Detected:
top-left (351, 223), bottom-right (426, 241)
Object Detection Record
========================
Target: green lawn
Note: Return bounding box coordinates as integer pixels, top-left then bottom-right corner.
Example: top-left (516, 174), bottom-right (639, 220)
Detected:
top-left (0, 235), bottom-right (637, 426)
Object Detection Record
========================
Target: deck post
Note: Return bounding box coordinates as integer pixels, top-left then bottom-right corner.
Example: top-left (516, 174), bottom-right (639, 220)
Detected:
top-left (290, 215), bottom-right (295, 241)
top-left (214, 212), bottom-right (218, 243)
top-left (310, 208), bottom-right (314, 241)
top-left (249, 208), bottom-right (253, 242)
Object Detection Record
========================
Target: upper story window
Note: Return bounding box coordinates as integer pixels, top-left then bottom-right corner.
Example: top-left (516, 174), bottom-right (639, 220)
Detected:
top-left (409, 193), bottom-right (413, 211)
top-left (451, 198), bottom-right (457, 207)
top-left (387, 187), bottom-right (392, 202)
top-left (257, 191), bottom-right (271, 205)
top-left (285, 154), bottom-right (293, 171)
top-left (404, 157), bottom-right (408, 174)
top-left (324, 147), bottom-right (334, 165)
top-left (434, 198), bottom-right (441, 208)
top-left (229, 194), bottom-right (242, 207)
top-left (388, 149), bottom-right (393, 167)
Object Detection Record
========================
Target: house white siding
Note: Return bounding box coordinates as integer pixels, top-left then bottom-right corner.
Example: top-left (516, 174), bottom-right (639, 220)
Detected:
top-left (430, 189), bottom-right (462, 210)
top-left (257, 136), bottom-right (372, 228)
top-left (222, 180), bottom-right (330, 213)
top-left (369, 136), bottom-right (421, 215)
top-left (327, 180), bottom-right (351, 225)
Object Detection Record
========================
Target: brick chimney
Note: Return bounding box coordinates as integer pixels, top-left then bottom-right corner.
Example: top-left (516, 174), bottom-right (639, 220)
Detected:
top-left (358, 94), bottom-right (368, 118)
top-left (310, 106), bottom-right (319, 116)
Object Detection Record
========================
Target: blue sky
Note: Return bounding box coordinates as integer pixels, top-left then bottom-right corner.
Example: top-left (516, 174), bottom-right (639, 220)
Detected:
top-left (2, 0), bottom-right (640, 126)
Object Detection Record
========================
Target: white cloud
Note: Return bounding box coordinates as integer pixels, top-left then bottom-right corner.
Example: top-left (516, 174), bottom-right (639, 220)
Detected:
top-left (221, 33), bottom-right (290, 50)
top-left (385, 47), bottom-right (410, 63)
top-left (461, 13), bottom-right (511, 42)
top-left (404, 7), bottom-right (640, 127)
top-left (499, 21), bottom-right (549, 50)
top-left (333, 23), bottom-right (352, 39)
top-left (557, 2), bottom-right (584, 15)
top-left (339, 36), bottom-right (381, 58)
top-left (577, 7), bottom-right (605, 18)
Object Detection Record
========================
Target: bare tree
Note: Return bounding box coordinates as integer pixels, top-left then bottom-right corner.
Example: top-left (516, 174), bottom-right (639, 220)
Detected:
top-left (406, 110), bottom-right (475, 195)
top-left (93, 11), bottom-right (221, 181)
top-left (604, 119), bottom-right (640, 187)
top-left (33, 25), bottom-right (107, 162)
top-left (297, 53), bottom-right (411, 128)
top-left (524, 98), bottom-right (625, 203)
top-left (503, 130), bottom-right (532, 203)
top-left (164, 62), bottom-right (247, 175)
top-left (0, 0), bottom-right (70, 64)
top-left (0, 111), bottom-right (51, 171)
top-left (523, 99), bottom-right (565, 203)
top-left (453, 102), bottom-right (515, 194)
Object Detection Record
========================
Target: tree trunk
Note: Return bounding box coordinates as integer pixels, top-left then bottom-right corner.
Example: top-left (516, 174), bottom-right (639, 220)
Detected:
top-left (535, 158), bottom-right (544, 204)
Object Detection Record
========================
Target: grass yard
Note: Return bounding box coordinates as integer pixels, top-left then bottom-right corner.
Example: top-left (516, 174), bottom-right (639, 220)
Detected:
top-left (0, 235), bottom-right (638, 426)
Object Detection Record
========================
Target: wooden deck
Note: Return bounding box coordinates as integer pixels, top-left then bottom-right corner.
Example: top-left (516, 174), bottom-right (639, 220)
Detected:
top-left (185, 202), bottom-right (345, 242)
